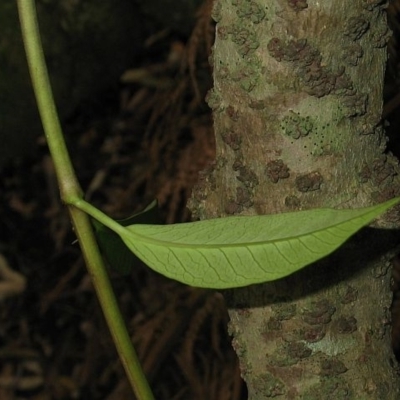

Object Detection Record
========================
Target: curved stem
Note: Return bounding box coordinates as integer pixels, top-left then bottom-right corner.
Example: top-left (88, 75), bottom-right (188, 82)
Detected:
top-left (72, 198), bottom-right (129, 236)
top-left (17, 2), bottom-right (154, 399)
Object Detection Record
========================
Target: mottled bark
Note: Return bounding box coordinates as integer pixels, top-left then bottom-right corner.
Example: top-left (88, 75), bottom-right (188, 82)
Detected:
top-left (189, 0), bottom-right (400, 398)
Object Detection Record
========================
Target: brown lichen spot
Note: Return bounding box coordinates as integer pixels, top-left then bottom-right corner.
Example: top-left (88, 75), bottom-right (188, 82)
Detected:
top-left (333, 316), bottom-right (357, 334)
top-left (265, 159), bottom-right (290, 183)
top-left (230, 26), bottom-right (251, 45)
top-left (296, 42), bottom-right (322, 65)
top-left (358, 163), bottom-right (371, 183)
top-left (236, 186), bottom-right (253, 208)
top-left (382, 305), bottom-right (391, 326)
top-left (268, 38), bottom-right (337, 97)
top-left (222, 131), bottom-right (242, 150)
top-left (333, 69), bottom-right (354, 95)
top-left (218, 65), bottom-right (230, 79)
top-left (226, 105), bottom-right (239, 121)
top-left (358, 117), bottom-right (379, 135)
top-left (285, 341), bottom-right (312, 361)
top-left (284, 326), bottom-right (326, 343)
top-left (233, 0), bottom-right (266, 24)
top-left (300, 63), bottom-right (337, 97)
top-left (232, 160), bottom-right (242, 171)
top-left (342, 43), bottom-right (363, 66)
top-left (200, 162), bottom-right (216, 187)
top-left (252, 373), bottom-right (286, 398)
top-left (269, 341), bottom-right (312, 367)
top-left (371, 186), bottom-right (397, 205)
top-left (372, 156), bottom-right (396, 185)
top-left (267, 37), bottom-right (308, 62)
top-left (371, 261), bottom-right (390, 278)
top-left (232, 152), bottom-right (244, 171)
top-left (302, 325), bottom-right (326, 343)
top-left (225, 199), bottom-right (242, 215)
top-left (230, 26), bottom-right (260, 56)
top-left (320, 358), bottom-right (348, 376)
top-left (216, 25), bottom-right (229, 40)
top-left (271, 302), bottom-right (297, 320)
top-left (231, 67), bottom-right (258, 92)
top-left (295, 171), bottom-right (323, 192)
top-left (288, 0), bottom-right (308, 11)
top-left (301, 299), bottom-right (336, 325)
top-left (340, 285), bottom-right (358, 304)
top-left (371, 24), bottom-right (390, 48)
top-left (266, 317), bottom-right (283, 331)
top-left (266, 37), bottom-right (285, 61)
top-left (342, 92), bottom-right (368, 117)
top-left (237, 166), bottom-right (259, 188)
top-left (285, 195), bottom-right (301, 209)
top-left (191, 175), bottom-right (208, 201)
top-left (249, 99), bottom-right (266, 109)
top-left (297, 57), bottom-right (338, 98)
top-left (344, 16), bottom-right (369, 41)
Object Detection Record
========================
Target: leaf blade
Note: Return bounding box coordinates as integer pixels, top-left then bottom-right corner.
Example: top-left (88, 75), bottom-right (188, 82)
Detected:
top-left (118, 198), bottom-right (399, 288)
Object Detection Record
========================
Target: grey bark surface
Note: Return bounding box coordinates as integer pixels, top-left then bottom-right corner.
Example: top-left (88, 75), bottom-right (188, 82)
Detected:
top-left (189, 0), bottom-right (400, 398)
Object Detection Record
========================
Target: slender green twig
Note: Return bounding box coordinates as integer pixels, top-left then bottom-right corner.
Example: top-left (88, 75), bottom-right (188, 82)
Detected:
top-left (17, 1), bottom-right (154, 399)
top-left (72, 198), bottom-right (128, 236)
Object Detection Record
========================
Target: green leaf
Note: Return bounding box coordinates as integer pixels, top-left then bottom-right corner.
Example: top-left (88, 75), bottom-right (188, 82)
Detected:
top-left (93, 200), bottom-right (161, 274)
top-left (117, 198), bottom-right (399, 288)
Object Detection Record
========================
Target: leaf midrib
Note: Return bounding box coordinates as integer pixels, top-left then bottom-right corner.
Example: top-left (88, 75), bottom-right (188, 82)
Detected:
top-left (122, 206), bottom-right (382, 250)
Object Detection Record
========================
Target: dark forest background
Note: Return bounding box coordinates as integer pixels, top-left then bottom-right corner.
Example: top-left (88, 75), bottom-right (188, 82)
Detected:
top-left (1, 0), bottom-right (400, 398)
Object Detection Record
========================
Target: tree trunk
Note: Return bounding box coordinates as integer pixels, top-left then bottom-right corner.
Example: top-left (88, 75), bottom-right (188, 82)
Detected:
top-left (189, 0), bottom-right (400, 398)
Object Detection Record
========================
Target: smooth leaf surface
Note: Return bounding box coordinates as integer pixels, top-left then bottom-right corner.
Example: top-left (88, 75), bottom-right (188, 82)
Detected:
top-left (117, 198), bottom-right (399, 289)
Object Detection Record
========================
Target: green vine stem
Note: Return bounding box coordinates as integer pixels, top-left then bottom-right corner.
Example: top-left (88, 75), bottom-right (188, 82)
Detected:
top-left (16, 1), bottom-right (154, 399)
